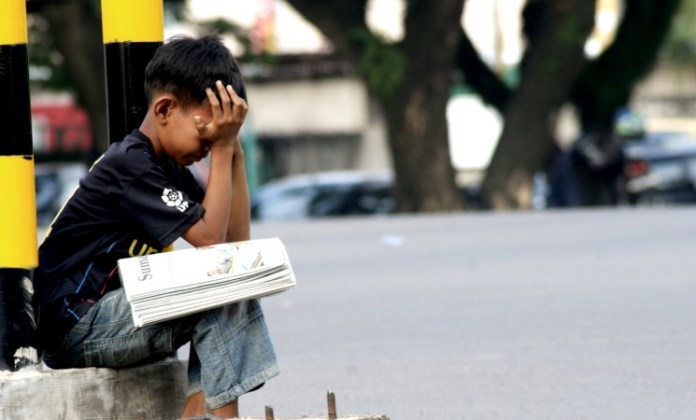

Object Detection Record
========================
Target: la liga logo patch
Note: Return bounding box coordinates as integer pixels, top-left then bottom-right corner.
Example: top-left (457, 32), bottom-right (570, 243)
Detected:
top-left (161, 188), bottom-right (190, 212)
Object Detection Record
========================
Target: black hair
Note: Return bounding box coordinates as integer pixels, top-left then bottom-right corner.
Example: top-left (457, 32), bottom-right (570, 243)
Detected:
top-left (144, 35), bottom-right (247, 108)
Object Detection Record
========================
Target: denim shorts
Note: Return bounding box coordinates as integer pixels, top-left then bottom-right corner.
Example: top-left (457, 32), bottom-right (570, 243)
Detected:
top-left (43, 288), bottom-right (279, 409)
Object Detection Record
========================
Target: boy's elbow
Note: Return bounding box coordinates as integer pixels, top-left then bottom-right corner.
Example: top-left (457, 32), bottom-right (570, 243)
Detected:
top-left (183, 223), bottom-right (227, 247)
top-left (197, 234), bottom-right (227, 247)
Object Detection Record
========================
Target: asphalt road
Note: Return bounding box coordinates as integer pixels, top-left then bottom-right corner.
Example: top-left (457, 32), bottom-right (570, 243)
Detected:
top-left (225, 207), bottom-right (696, 420)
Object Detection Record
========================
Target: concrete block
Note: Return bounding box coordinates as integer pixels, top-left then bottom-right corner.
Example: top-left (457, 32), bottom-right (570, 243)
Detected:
top-left (239, 416), bottom-right (390, 420)
top-left (1, 358), bottom-right (390, 420)
top-left (0, 359), bottom-right (187, 419)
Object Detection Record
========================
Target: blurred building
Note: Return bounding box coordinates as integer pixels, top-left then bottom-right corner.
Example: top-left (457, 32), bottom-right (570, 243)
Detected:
top-left (633, 62), bottom-right (696, 136)
top-left (178, 0), bottom-right (393, 183)
top-left (242, 54), bottom-right (391, 182)
top-left (182, 0), bottom-right (630, 185)
top-left (31, 0), bottom-right (685, 184)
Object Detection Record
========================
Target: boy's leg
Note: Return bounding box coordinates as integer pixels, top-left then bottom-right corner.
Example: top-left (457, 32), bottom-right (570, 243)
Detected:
top-left (180, 396), bottom-right (239, 420)
top-left (208, 400), bottom-right (239, 418)
top-left (182, 336), bottom-right (241, 418)
top-left (43, 288), bottom-right (199, 368)
top-left (43, 290), bottom-right (279, 414)
top-left (182, 345), bottom-right (205, 417)
top-left (191, 299), bottom-right (279, 411)
top-left (180, 392), bottom-right (206, 417)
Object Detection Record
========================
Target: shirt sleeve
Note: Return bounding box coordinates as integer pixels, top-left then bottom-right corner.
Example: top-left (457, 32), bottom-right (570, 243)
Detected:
top-left (120, 165), bottom-right (205, 248)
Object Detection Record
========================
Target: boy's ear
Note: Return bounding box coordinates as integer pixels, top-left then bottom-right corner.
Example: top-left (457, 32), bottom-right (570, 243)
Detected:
top-left (152, 95), bottom-right (176, 124)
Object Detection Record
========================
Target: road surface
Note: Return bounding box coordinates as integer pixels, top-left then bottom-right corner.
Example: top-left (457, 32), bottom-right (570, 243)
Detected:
top-left (192, 207), bottom-right (696, 419)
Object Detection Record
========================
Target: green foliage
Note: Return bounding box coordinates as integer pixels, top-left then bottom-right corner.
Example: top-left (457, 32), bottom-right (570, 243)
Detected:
top-left (193, 17), bottom-right (275, 66)
top-left (572, 0), bottom-right (681, 129)
top-left (26, 14), bottom-right (72, 91)
top-left (663, 0), bottom-right (696, 64)
top-left (349, 28), bottom-right (406, 102)
top-left (195, 18), bottom-right (251, 51)
top-left (557, 13), bottom-right (592, 48)
top-left (163, 0), bottom-right (187, 21)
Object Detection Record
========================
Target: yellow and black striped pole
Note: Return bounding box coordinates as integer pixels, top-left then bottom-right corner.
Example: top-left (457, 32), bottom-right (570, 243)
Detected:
top-left (102, 0), bottom-right (164, 143)
top-left (0, 0), bottom-right (38, 370)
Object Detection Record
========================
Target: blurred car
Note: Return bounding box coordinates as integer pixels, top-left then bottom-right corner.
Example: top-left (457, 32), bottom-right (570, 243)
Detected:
top-left (35, 162), bottom-right (87, 226)
top-left (251, 170), bottom-right (395, 221)
top-left (622, 132), bottom-right (696, 204)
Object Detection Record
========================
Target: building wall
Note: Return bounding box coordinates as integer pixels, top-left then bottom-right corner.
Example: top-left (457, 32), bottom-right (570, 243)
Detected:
top-left (247, 77), bottom-right (368, 135)
top-left (246, 77), bottom-right (391, 181)
top-left (632, 60), bottom-right (696, 135)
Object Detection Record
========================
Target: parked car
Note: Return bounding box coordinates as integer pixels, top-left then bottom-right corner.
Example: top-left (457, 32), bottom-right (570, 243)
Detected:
top-left (251, 171), bottom-right (395, 221)
top-left (622, 131), bottom-right (696, 204)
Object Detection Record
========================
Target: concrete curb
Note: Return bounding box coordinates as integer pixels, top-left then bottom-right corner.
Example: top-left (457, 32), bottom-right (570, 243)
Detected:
top-left (1, 359), bottom-right (390, 420)
top-left (237, 417), bottom-right (390, 420)
top-left (0, 359), bottom-right (187, 419)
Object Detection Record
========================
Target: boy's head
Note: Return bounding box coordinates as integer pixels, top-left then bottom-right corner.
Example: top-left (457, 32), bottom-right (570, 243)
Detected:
top-left (144, 35), bottom-right (246, 109)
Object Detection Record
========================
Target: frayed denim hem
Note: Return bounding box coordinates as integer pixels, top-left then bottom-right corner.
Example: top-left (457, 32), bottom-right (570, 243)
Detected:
top-left (204, 364), bottom-right (280, 410)
top-left (187, 381), bottom-right (203, 398)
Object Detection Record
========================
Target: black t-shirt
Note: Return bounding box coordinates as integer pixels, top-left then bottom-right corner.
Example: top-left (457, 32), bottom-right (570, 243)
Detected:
top-left (33, 129), bottom-right (205, 344)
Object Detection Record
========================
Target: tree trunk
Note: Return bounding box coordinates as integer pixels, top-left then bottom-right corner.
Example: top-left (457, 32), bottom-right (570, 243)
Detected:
top-left (454, 29), bottom-right (512, 113)
top-left (384, 71), bottom-right (463, 212)
top-left (286, 0), bottom-right (466, 212)
top-left (383, 0), bottom-right (466, 212)
top-left (42, 1), bottom-right (108, 156)
top-left (482, 0), bottom-right (595, 209)
top-left (572, 0), bottom-right (682, 131)
top-left (568, 1), bottom-right (680, 205)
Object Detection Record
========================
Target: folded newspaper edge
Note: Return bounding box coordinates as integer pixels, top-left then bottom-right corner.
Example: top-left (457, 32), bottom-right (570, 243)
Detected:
top-left (117, 237), bottom-right (296, 327)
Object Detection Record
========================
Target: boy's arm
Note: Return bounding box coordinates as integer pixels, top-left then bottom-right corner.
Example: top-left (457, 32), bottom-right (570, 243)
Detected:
top-left (227, 138), bottom-right (251, 242)
top-left (183, 82), bottom-right (246, 247)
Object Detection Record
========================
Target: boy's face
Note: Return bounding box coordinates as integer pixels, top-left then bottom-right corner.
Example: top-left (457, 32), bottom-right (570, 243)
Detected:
top-left (160, 100), bottom-right (214, 166)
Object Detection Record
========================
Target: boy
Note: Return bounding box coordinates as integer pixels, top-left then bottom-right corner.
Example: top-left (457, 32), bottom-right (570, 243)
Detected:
top-left (31, 35), bottom-right (278, 418)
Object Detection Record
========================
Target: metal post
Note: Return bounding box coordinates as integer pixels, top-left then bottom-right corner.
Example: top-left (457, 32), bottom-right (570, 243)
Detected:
top-left (0, 0), bottom-right (38, 370)
top-left (327, 390), bottom-right (338, 419)
top-left (101, 0), bottom-right (163, 144)
top-left (264, 405), bottom-right (275, 420)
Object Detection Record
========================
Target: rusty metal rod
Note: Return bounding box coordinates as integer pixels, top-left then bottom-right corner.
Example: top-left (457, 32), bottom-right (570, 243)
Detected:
top-left (265, 405), bottom-right (275, 420)
top-left (327, 390), bottom-right (337, 419)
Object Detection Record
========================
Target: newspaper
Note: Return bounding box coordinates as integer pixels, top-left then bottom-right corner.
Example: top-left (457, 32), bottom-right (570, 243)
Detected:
top-left (118, 237), bottom-right (296, 327)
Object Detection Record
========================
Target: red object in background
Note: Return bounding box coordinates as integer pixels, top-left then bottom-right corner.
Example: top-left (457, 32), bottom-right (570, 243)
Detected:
top-left (624, 159), bottom-right (649, 178)
top-left (31, 100), bottom-right (93, 155)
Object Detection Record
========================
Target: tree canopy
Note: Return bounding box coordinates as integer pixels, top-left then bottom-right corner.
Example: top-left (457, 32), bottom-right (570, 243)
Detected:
top-left (27, 0), bottom-right (685, 210)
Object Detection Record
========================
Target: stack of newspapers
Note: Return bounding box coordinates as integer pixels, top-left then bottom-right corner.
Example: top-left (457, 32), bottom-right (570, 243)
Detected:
top-left (118, 237), bottom-right (296, 327)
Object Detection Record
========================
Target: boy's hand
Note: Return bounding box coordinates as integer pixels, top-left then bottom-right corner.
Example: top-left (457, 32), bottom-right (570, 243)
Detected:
top-left (194, 80), bottom-right (247, 148)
